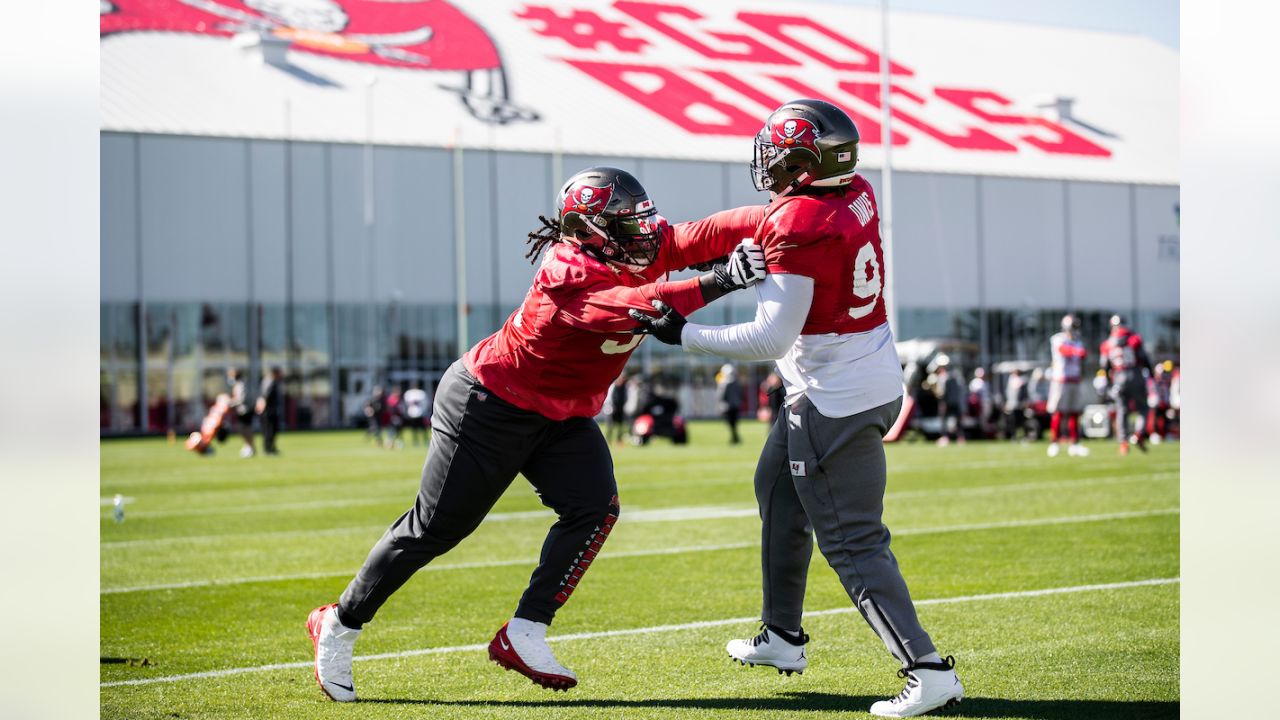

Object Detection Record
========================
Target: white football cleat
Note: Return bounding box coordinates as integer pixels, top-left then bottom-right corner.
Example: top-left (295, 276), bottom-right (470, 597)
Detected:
top-left (489, 618), bottom-right (578, 691)
top-left (1046, 443), bottom-right (1061, 458)
top-left (726, 625), bottom-right (808, 675)
top-left (306, 603), bottom-right (360, 702)
top-left (1068, 443), bottom-right (1090, 457)
top-left (870, 656), bottom-right (964, 717)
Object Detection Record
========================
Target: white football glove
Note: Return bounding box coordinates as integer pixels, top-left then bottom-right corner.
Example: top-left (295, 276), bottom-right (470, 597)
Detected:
top-left (725, 239), bottom-right (766, 289)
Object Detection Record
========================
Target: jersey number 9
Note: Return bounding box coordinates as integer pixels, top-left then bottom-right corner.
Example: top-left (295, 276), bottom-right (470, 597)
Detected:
top-left (849, 240), bottom-right (883, 320)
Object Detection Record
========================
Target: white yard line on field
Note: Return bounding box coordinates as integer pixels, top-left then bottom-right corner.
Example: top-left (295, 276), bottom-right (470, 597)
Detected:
top-left (110, 463), bottom-right (1178, 518)
top-left (884, 471), bottom-right (1177, 500)
top-left (99, 542), bottom-right (756, 594)
top-left (100, 508), bottom-right (1178, 594)
top-left (100, 577), bottom-right (1179, 688)
top-left (101, 471), bottom-right (1178, 549)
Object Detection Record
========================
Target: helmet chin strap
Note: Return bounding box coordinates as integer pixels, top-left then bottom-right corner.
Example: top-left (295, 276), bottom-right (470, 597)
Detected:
top-left (563, 231), bottom-right (645, 274)
top-left (774, 171), bottom-right (812, 198)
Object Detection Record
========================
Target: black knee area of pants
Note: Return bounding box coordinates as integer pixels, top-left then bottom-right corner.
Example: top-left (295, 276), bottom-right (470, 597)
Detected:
top-left (557, 495), bottom-right (620, 522)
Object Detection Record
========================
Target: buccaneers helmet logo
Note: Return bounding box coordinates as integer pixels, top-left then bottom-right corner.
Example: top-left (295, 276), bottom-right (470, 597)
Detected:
top-left (770, 117), bottom-right (820, 155)
top-left (564, 184), bottom-right (614, 217)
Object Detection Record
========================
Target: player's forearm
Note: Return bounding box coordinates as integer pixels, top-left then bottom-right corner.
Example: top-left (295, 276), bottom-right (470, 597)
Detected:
top-left (668, 205), bottom-right (767, 270)
top-left (681, 274), bottom-right (812, 360)
top-left (654, 276), bottom-right (711, 317)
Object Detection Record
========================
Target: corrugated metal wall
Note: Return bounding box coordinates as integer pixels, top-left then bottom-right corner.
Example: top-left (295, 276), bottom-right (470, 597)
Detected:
top-left (99, 131), bottom-right (1179, 433)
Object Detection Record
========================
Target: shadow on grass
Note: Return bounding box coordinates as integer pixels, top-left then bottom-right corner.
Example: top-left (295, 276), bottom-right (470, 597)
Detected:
top-left (362, 691), bottom-right (1178, 719)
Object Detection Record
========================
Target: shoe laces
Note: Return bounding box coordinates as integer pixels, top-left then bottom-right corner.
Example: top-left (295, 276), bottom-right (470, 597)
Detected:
top-left (748, 623), bottom-right (807, 647)
top-left (748, 625), bottom-right (771, 647)
top-left (890, 673), bottom-right (921, 704)
top-left (892, 655), bottom-right (956, 702)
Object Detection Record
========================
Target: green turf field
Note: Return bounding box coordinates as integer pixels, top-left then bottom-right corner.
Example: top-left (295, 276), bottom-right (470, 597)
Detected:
top-left (100, 422), bottom-right (1178, 719)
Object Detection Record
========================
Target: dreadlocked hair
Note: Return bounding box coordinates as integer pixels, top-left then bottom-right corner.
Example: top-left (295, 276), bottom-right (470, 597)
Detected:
top-left (525, 214), bottom-right (563, 264)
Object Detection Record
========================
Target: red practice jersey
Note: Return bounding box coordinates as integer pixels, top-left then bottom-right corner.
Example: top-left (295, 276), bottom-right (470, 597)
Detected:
top-left (756, 175), bottom-right (887, 334)
top-left (465, 206), bottom-right (766, 420)
top-left (1100, 327), bottom-right (1150, 375)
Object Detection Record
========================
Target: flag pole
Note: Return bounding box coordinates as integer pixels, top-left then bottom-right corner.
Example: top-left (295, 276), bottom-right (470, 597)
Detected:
top-left (879, 0), bottom-right (898, 333)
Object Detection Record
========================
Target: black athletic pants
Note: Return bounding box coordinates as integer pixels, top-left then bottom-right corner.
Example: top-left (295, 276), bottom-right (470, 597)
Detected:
top-left (261, 413), bottom-right (279, 453)
top-left (338, 361), bottom-right (620, 626)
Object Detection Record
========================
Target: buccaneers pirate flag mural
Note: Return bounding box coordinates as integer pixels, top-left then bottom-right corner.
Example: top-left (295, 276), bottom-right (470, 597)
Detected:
top-left (100, 0), bottom-right (1176, 184)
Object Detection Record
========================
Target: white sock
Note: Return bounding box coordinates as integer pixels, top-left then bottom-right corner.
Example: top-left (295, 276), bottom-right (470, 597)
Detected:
top-left (508, 617), bottom-right (547, 638)
top-left (918, 652), bottom-right (942, 665)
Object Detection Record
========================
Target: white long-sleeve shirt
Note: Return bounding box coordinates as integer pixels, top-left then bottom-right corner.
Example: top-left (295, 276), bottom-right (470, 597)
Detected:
top-left (682, 274), bottom-right (904, 418)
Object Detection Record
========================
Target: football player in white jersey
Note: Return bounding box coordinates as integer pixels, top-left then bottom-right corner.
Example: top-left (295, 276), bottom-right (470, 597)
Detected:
top-left (1047, 314), bottom-right (1089, 457)
top-left (634, 99), bottom-right (962, 718)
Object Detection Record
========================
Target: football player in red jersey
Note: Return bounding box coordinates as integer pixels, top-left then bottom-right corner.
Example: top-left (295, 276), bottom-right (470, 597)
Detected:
top-left (307, 167), bottom-right (767, 701)
top-left (634, 100), bottom-right (962, 718)
top-left (1100, 314), bottom-right (1154, 455)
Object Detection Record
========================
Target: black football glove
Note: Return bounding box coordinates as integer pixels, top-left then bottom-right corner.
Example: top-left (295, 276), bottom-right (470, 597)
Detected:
top-left (629, 300), bottom-right (687, 345)
top-left (711, 241), bottom-right (766, 293)
top-left (689, 255), bottom-right (728, 272)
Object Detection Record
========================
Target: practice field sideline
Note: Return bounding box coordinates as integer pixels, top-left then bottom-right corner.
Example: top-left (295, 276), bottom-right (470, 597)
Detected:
top-left (101, 422), bottom-right (1179, 719)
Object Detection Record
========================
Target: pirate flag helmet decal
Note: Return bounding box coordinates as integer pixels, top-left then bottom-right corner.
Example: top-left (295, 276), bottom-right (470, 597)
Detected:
top-left (751, 98), bottom-right (861, 195)
top-left (556, 167), bottom-right (665, 268)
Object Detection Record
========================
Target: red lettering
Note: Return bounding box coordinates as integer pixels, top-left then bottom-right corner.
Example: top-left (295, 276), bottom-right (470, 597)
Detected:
top-left (767, 75), bottom-right (908, 146)
top-left (566, 61), bottom-right (762, 136)
top-left (516, 6), bottom-right (649, 53)
top-left (614, 2), bottom-right (798, 65)
top-left (737, 12), bottom-right (913, 75)
top-left (934, 88), bottom-right (1111, 157)
top-left (699, 69), bottom-right (781, 115)
top-left (841, 82), bottom-right (1016, 152)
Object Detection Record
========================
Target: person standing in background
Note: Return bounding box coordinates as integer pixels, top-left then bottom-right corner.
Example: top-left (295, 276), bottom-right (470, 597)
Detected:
top-left (968, 367), bottom-right (992, 437)
top-left (363, 386), bottom-right (385, 445)
top-left (227, 368), bottom-right (256, 458)
top-left (931, 358), bottom-right (965, 446)
top-left (1047, 314), bottom-right (1089, 457)
top-left (1147, 361), bottom-right (1174, 443)
top-left (1002, 368), bottom-right (1029, 441)
top-left (606, 374), bottom-right (629, 445)
top-left (623, 374), bottom-right (647, 424)
top-left (759, 371), bottom-right (785, 423)
top-left (1100, 314), bottom-right (1153, 455)
top-left (384, 387), bottom-right (405, 449)
top-left (403, 383), bottom-right (430, 446)
top-left (716, 363), bottom-right (743, 445)
top-left (256, 366), bottom-right (283, 456)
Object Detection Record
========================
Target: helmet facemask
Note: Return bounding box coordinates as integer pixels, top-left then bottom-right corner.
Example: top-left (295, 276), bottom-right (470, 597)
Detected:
top-left (606, 208), bottom-right (663, 267)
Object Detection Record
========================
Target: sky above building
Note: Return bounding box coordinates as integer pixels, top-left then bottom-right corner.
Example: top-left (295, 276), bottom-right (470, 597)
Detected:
top-left (818, 0), bottom-right (1179, 49)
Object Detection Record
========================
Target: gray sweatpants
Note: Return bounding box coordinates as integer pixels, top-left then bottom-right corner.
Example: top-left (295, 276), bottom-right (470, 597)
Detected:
top-left (755, 394), bottom-right (936, 667)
